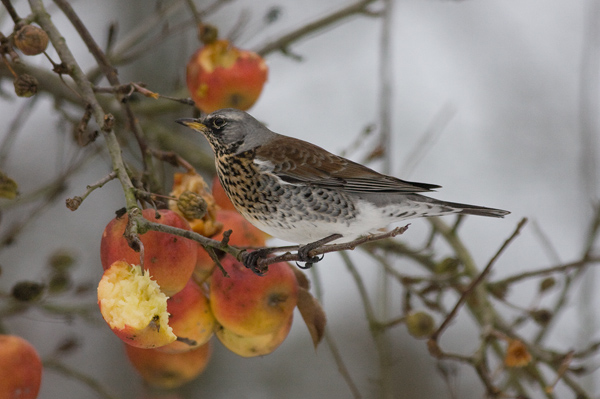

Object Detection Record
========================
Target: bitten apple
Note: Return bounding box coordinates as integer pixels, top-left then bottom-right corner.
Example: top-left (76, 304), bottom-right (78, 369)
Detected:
top-left (157, 279), bottom-right (216, 354)
top-left (101, 208), bottom-right (197, 296)
top-left (210, 255), bottom-right (298, 336)
top-left (186, 39), bottom-right (268, 113)
top-left (215, 314), bottom-right (292, 357)
top-left (124, 341), bottom-right (211, 389)
top-left (98, 261), bottom-right (176, 348)
top-left (0, 335), bottom-right (42, 399)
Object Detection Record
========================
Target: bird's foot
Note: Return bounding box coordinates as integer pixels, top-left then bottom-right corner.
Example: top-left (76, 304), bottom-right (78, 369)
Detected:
top-left (295, 233), bottom-right (343, 269)
top-left (242, 248), bottom-right (271, 276)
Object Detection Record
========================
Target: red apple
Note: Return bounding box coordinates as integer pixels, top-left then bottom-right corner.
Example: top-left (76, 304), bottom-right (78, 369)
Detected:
top-left (156, 279), bottom-right (215, 354)
top-left (101, 208), bottom-right (197, 296)
top-left (186, 39), bottom-right (268, 113)
top-left (124, 341), bottom-right (211, 389)
top-left (97, 261), bottom-right (176, 348)
top-left (209, 255), bottom-right (298, 336)
top-left (0, 335), bottom-right (42, 399)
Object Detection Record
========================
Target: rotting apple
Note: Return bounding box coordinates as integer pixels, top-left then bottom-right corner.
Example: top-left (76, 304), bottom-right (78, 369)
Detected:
top-left (215, 314), bottom-right (292, 357)
top-left (156, 279), bottom-right (215, 354)
top-left (101, 208), bottom-right (197, 296)
top-left (0, 334), bottom-right (42, 399)
top-left (186, 39), bottom-right (268, 113)
top-left (209, 255), bottom-right (298, 336)
top-left (169, 172), bottom-right (222, 238)
top-left (97, 260), bottom-right (176, 348)
top-left (124, 341), bottom-right (211, 389)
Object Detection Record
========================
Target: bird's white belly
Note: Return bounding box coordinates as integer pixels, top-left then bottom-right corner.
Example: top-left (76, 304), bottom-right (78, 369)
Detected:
top-left (240, 200), bottom-right (405, 245)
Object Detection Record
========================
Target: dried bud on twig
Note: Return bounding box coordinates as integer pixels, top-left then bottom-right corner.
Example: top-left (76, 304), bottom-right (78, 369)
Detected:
top-left (13, 74), bottom-right (38, 97)
top-left (504, 339), bottom-right (532, 368)
top-left (198, 24), bottom-right (218, 44)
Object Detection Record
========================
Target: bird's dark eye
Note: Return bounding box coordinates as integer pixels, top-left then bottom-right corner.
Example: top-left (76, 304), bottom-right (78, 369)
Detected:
top-left (212, 117), bottom-right (227, 129)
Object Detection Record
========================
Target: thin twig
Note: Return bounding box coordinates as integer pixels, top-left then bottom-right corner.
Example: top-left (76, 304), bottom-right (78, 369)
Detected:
top-left (340, 250), bottom-right (395, 399)
top-left (255, 0), bottom-right (379, 57)
top-left (0, 96), bottom-right (39, 168)
top-left (582, 202), bottom-right (600, 258)
top-left (492, 257), bottom-right (600, 287)
top-left (141, 219), bottom-right (410, 270)
top-left (44, 358), bottom-right (119, 399)
top-left (52, 0), bottom-right (119, 86)
top-left (254, 225), bottom-right (410, 268)
top-left (29, 0), bottom-right (138, 212)
top-left (400, 102), bottom-right (457, 177)
top-left (309, 267), bottom-right (363, 399)
top-left (340, 251), bottom-right (378, 325)
top-left (66, 171), bottom-right (117, 211)
top-left (430, 218), bottom-right (527, 343)
top-left (1, 0), bottom-right (21, 22)
top-left (148, 148), bottom-right (195, 172)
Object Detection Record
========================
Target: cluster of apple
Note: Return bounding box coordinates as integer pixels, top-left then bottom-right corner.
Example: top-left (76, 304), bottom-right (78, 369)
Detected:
top-left (97, 172), bottom-right (301, 389)
top-left (0, 334), bottom-right (42, 399)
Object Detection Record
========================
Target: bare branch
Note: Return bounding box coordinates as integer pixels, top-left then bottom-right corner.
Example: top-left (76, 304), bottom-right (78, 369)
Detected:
top-left (255, 0), bottom-right (380, 57)
top-left (429, 218), bottom-right (527, 343)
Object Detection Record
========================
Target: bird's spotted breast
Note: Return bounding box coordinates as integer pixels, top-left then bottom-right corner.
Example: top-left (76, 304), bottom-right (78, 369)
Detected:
top-left (214, 152), bottom-right (361, 240)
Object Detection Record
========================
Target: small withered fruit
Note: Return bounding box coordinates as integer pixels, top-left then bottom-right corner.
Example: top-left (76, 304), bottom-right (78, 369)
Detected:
top-left (13, 74), bottom-right (38, 97)
top-left (13, 25), bottom-right (49, 56)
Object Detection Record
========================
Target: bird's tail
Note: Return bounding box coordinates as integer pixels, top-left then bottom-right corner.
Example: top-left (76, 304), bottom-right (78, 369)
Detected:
top-left (441, 200), bottom-right (510, 218)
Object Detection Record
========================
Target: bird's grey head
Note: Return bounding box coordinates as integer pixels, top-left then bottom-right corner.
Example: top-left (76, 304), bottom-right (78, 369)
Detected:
top-left (176, 108), bottom-right (276, 157)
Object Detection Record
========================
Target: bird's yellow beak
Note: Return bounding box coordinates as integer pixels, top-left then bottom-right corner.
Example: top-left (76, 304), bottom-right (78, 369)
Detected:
top-left (175, 118), bottom-right (207, 132)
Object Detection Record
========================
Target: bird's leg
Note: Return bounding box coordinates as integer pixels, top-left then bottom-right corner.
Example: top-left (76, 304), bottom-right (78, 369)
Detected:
top-left (296, 233), bottom-right (343, 269)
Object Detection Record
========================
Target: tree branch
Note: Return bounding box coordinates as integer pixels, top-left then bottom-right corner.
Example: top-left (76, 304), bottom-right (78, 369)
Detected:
top-left (255, 0), bottom-right (380, 57)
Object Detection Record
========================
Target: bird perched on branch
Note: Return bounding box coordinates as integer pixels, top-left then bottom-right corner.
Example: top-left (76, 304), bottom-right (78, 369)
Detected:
top-left (177, 108), bottom-right (509, 273)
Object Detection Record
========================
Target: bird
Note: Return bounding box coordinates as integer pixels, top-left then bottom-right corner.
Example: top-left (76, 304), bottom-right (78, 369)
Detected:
top-left (177, 108), bottom-right (509, 272)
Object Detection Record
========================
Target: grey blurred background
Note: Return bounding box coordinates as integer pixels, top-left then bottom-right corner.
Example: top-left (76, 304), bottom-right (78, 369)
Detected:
top-left (1, 0), bottom-right (598, 398)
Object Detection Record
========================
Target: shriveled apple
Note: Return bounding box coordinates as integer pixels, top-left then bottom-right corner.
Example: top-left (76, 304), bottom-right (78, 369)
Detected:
top-left (169, 172), bottom-right (222, 238)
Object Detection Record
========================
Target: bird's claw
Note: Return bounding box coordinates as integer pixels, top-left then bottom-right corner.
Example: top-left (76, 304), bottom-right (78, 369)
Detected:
top-left (242, 249), bottom-right (270, 276)
top-left (295, 244), bottom-right (325, 269)
top-left (295, 254), bottom-right (324, 270)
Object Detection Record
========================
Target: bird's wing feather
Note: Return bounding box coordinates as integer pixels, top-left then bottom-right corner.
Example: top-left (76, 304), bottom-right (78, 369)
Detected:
top-left (254, 136), bottom-right (439, 193)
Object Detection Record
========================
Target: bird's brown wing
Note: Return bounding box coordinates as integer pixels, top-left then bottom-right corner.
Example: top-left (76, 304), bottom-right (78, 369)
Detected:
top-left (254, 135), bottom-right (439, 193)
